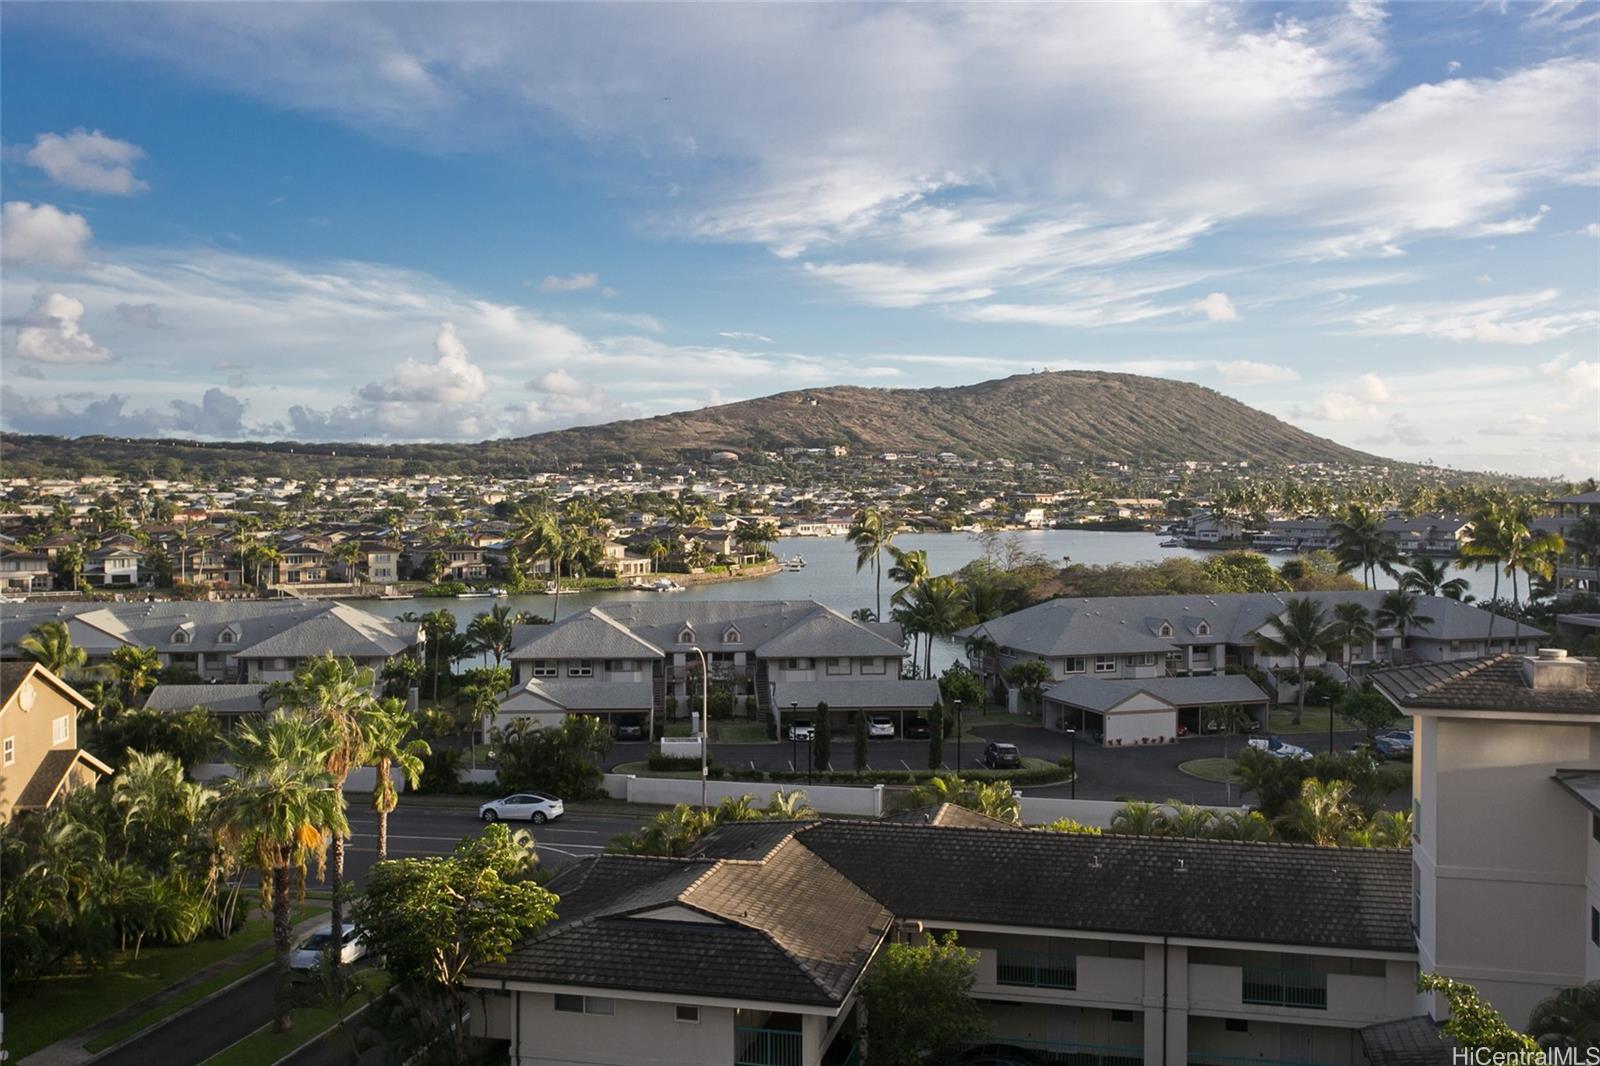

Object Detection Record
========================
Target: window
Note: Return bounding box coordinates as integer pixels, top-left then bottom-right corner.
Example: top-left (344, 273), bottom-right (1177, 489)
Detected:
top-left (785, 658), bottom-right (811, 670)
top-left (1110, 1010), bottom-right (1134, 1024)
top-left (675, 1005), bottom-right (700, 1024)
top-left (531, 660), bottom-right (558, 678)
top-left (826, 657), bottom-right (850, 675)
top-left (1063, 656), bottom-right (1087, 673)
top-left (2, 736), bottom-right (12, 767)
top-left (723, 627), bottom-right (741, 644)
top-left (1225, 1019), bottom-right (1250, 1033)
top-left (219, 630), bottom-right (236, 644)
top-left (1133, 653), bottom-right (1156, 666)
top-left (677, 628), bottom-right (695, 644)
top-left (1158, 623), bottom-right (1172, 637)
top-left (861, 657), bottom-right (886, 675)
top-left (554, 995), bottom-right (614, 1016)
top-left (172, 630), bottom-right (190, 644)
top-left (52, 716), bottom-right (70, 745)
top-left (607, 660), bottom-right (634, 673)
top-left (996, 948), bottom-right (1076, 990)
top-left (568, 660), bottom-right (593, 678)
top-left (1196, 622), bottom-right (1210, 636)
top-left (1093, 655), bottom-right (1117, 674)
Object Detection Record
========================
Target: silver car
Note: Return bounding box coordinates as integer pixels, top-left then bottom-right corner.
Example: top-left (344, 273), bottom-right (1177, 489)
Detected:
top-left (290, 926), bottom-right (368, 974)
top-left (479, 792), bottom-right (565, 824)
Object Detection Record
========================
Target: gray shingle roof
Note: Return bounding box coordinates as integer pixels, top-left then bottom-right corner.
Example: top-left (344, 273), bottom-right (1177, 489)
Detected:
top-left (1359, 1016), bottom-right (1458, 1065)
top-left (144, 683), bottom-right (271, 715)
top-left (509, 611), bottom-right (665, 661)
top-left (1045, 674), bottom-right (1268, 712)
top-left (771, 678), bottom-right (939, 711)
top-left (1371, 655), bottom-right (1600, 714)
top-left (501, 677), bottom-right (654, 712)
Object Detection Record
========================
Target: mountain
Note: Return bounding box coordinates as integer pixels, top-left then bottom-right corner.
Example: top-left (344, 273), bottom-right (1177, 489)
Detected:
top-left (0, 372), bottom-right (1390, 478)
top-left (524, 371), bottom-right (1384, 467)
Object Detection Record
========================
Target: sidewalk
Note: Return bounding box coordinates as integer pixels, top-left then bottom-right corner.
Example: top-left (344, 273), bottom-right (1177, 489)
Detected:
top-left (18, 913), bottom-right (333, 1066)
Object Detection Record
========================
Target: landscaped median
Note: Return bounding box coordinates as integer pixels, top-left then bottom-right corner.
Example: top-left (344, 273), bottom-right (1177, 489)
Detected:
top-left (195, 970), bottom-right (390, 1066)
top-left (612, 755), bottom-right (1072, 788)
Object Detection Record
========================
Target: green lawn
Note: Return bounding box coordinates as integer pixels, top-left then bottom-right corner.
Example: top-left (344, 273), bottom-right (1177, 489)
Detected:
top-left (1178, 757), bottom-right (1243, 783)
top-left (714, 721), bottom-right (773, 744)
top-left (85, 947), bottom-right (273, 1053)
top-left (5, 905), bottom-right (326, 1060)
top-left (1268, 705), bottom-right (1356, 734)
top-left (197, 971), bottom-right (390, 1066)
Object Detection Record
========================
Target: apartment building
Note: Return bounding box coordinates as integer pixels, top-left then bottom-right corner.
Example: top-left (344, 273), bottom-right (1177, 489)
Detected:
top-left (504, 601), bottom-right (937, 733)
top-left (1373, 650), bottom-right (1600, 1030)
top-left (0, 662), bottom-right (110, 821)
top-left (466, 820), bottom-right (1416, 1066)
top-left (0, 601), bottom-right (423, 684)
top-left (1545, 489), bottom-right (1600, 598)
top-left (964, 592), bottom-right (1545, 744)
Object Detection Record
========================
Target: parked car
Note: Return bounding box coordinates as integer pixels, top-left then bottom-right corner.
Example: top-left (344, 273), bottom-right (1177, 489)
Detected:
top-left (981, 741), bottom-right (1023, 769)
top-left (479, 792), bottom-right (565, 824)
top-left (613, 716), bottom-right (646, 741)
top-left (903, 716), bottom-right (932, 739)
top-left (867, 715), bottom-right (896, 738)
top-left (786, 719), bottom-right (815, 742)
top-left (1352, 731), bottom-right (1413, 760)
top-left (1248, 735), bottom-right (1312, 761)
top-left (290, 925), bottom-right (368, 974)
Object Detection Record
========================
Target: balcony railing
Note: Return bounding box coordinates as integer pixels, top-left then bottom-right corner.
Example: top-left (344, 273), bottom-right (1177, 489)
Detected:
top-left (995, 948), bottom-right (1077, 990)
top-left (736, 1026), bottom-right (803, 1066)
top-left (964, 1037), bottom-right (1142, 1066)
top-left (1241, 966), bottom-right (1328, 1010)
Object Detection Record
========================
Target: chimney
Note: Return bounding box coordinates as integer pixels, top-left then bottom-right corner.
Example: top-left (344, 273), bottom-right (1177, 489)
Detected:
top-left (1520, 648), bottom-right (1588, 692)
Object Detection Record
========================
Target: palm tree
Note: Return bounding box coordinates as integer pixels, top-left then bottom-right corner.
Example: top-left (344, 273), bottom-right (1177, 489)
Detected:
top-left (331, 540), bottom-right (364, 585)
top-left (1458, 502), bottom-right (1511, 646)
top-left (109, 645), bottom-right (163, 704)
top-left (1160, 801), bottom-right (1216, 839)
top-left (1376, 589), bottom-right (1435, 657)
top-left (886, 547), bottom-right (930, 605)
top-left (266, 655), bottom-right (377, 971)
top-left (645, 538), bottom-right (671, 572)
top-left (892, 575), bottom-right (972, 678)
top-left (420, 609), bottom-right (458, 701)
top-left (847, 507), bottom-right (897, 621)
top-left (1109, 800), bottom-right (1166, 836)
top-left (1330, 602), bottom-right (1376, 673)
top-left (213, 712), bottom-right (346, 1033)
top-left (54, 543), bottom-right (85, 591)
top-left (1280, 778), bottom-right (1354, 846)
top-left (1500, 500), bottom-right (1565, 645)
top-left (763, 788), bottom-right (816, 819)
top-left (1330, 504), bottom-right (1401, 589)
top-left (1255, 597), bottom-right (1342, 724)
top-left (19, 620), bottom-right (88, 677)
top-left (1401, 556), bottom-right (1470, 600)
top-left (364, 699), bottom-right (431, 861)
top-left (1526, 982), bottom-right (1600, 1051)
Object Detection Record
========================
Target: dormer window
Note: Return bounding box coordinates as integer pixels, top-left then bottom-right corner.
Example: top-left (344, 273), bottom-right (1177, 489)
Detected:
top-left (677, 626), bottom-right (695, 644)
top-left (172, 630), bottom-right (190, 644)
top-left (1196, 622), bottom-right (1210, 636)
top-left (1158, 623), bottom-right (1172, 637)
top-left (723, 626), bottom-right (741, 644)
top-left (219, 628), bottom-right (237, 645)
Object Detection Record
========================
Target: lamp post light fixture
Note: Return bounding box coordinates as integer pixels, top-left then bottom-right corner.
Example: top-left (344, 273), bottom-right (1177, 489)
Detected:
top-left (1065, 727), bottom-right (1077, 800)
top-left (790, 700), bottom-right (799, 775)
top-left (953, 698), bottom-right (963, 774)
top-left (689, 646), bottom-right (709, 811)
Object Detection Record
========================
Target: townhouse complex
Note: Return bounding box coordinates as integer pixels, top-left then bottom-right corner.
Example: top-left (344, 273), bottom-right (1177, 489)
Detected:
top-left (0, 661), bottom-right (109, 821)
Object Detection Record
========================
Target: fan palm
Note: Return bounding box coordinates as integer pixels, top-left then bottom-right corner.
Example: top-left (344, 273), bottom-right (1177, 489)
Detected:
top-left (213, 712), bottom-right (346, 1032)
top-left (364, 699), bottom-right (431, 861)
top-left (19, 620), bottom-right (88, 677)
top-left (847, 507), bottom-right (897, 621)
top-left (1255, 597), bottom-right (1342, 724)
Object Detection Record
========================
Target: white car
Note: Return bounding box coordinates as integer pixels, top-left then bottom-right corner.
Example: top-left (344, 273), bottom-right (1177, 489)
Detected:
top-left (1248, 735), bottom-right (1313, 761)
top-left (290, 926), bottom-right (368, 973)
top-left (786, 720), bottom-right (815, 742)
top-left (479, 792), bottom-right (565, 824)
top-left (867, 715), bottom-right (896, 738)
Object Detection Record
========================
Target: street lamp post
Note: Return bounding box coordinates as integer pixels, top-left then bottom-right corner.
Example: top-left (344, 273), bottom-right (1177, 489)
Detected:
top-left (953, 698), bottom-right (963, 774)
top-left (1065, 728), bottom-right (1077, 799)
top-left (689, 646), bottom-right (709, 811)
top-left (790, 700), bottom-right (799, 775)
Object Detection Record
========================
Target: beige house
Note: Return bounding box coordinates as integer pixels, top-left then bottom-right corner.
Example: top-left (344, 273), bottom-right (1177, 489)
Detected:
top-left (1374, 650), bottom-right (1600, 1030)
top-left (0, 661), bottom-right (110, 821)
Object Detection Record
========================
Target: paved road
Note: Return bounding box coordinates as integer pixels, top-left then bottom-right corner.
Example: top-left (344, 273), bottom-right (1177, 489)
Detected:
top-left (607, 736), bottom-right (992, 775)
top-left (97, 805), bottom-right (647, 1066)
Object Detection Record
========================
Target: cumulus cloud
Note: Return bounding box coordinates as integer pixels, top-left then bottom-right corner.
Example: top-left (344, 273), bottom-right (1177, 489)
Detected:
top-left (539, 272), bottom-right (599, 293)
top-left (1191, 292), bottom-right (1239, 322)
top-left (1291, 372), bottom-right (1393, 421)
top-left (1540, 352), bottom-right (1600, 394)
top-left (170, 387), bottom-right (249, 436)
top-left (11, 291), bottom-right (113, 364)
top-left (356, 322), bottom-right (488, 405)
top-left (1, 202), bottom-right (92, 268)
top-left (1217, 360), bottom-right (1297, 386)
top-left (24, 129), bottom-right (148, 194)
top-left (0, 385), bottom-right (249, 438)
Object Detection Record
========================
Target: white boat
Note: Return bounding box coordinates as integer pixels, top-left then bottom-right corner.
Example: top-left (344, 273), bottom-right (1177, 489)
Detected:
top-left (781, 555), bottom-right (807, 571)
top-left (456, 590), bottom-right (494, 599)
top-left (648, 578), bottom-right (685, 592)
top-left (1159, 538), bottom-right (1182, 548)
top-left (489, 587), bottom-right (508, 597)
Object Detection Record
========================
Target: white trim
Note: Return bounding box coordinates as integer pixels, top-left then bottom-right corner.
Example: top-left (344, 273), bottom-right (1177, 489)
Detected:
top-left (463, 977), bottom-right (845, 1017)
top-left (909, 918), bottom-right (1417, 962)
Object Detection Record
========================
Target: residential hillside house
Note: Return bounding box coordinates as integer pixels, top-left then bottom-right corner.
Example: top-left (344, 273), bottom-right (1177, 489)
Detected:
top-left (598, 540), bottom-right (653, 580)
top-left (1372, 650), bottom-right (1600, 1030)
top-left (1252, 515), bottom-right (1468, 557)
top-left (504, 601), bottom-right (937, 734)
top-left (0, 549), bottom-right (53, 592)
top-left (83, 545), bottom-right (142, 587)
top-left (466, 820), bottom-right (1417, 1066)
top-left (0, 662), bottom-right (110, 821)
top-left (0, 601), bottom-right (423, 684)
top-left (963, 592), bottom-right (1544, 745)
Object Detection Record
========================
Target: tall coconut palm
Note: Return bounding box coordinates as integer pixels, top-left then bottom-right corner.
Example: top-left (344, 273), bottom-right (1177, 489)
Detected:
top-left (467, 603), bottom-right (515, 668)
top-left (1500, 500), bottom-right (1565, 645)
top-left (213, 712), bottom-right (346, 1033)
top-left (19, 620), bottom-right (88, 677)
top-left (1330, 504), bottom-right (1400, 589)
top-left (1330, 602), bottom-right (1375, 672)
top-left (54, 543), bottom-right (85, 591)
top-left (1254, 597), bottom-right (1342, 724)
top-left (645, 537), bottom-right (671, 572)
top-left (265, 655), bottom-right (377, 972)
top-left (364, 698), bottom-right (431, 861)
top-left (1400, 556), bottom-right (1470, 600)
top-left (892, 575), bottom-right (972, 678)
top-left (847, 507), bottom-right (896, 621)
top-left (1458, 502), bottom-right (1511, 645)
top-left (886, 547), bottom-right (930, 605)
top-left (1376, 589), bottom-right (1435, 657)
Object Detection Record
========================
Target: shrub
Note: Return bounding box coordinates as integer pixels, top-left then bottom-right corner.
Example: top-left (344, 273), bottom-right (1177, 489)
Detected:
top-left (648, 752), bottom-right (713, 772)
top-left (416, 747), bottom-right (463, 793)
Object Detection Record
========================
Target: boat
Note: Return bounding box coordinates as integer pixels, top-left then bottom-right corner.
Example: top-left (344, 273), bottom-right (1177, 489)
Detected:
top-left (1159, 538), bottom-right (1182, 548)
top-left (647, 578), bottom-right (685, 592)
top-left (489, 587), bottom-right (508, 597)
top-left (781, 555), bottom-right (807, 571)
top-left (456, 590), bottom-right (493, 599)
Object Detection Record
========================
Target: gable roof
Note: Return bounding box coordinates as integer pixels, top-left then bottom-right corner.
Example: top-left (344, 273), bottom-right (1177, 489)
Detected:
top-left (144, 683), bottom-right (271, 715)
top-left (500, 677), bottom-right (654, 713)
top-left (0, 661), bottom-right (93, 714)
top-left (14, 748), bottom-right (112, 811)
top-left (509, 610), bottom-right (665, 661)
top-left (1371, 655), bottom-right (1600, 715)
top-left (1045, 674), bottom-right (1268, 713)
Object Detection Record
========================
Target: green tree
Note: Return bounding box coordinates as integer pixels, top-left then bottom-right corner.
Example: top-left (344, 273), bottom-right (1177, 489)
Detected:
top-left (847, 507), bottom-right (897, 621)
top-left (1279, 778), bottom-right (1355, 845)
top-left (1109, 799), bottom-right (1166, 836)
top-left (352, 825), bottom-right (557, 1062)
top-left (1417, 972), bottom-right (1538, 1053)
top-left (213, 712), bottom-right (347, 1033)
top-left (1526, 981), bottom-right (1600, 1051)
top-left (854, 709), bottom-right (869, 772)
top-left (1401, 556), bottom-right (1470, 600)
top-left (1255, 597), bottom-right (1342, 724)
top-left (19, 620), bottom-right (88, 677)
top-left (1002, 658), bottom-right (1052, 720)
top-left (1376, 589), bottom-right (1435, 651)
top-left (53, 543), bottom-right (85, 591)
top-left (1336, 685), bottom-right (1398, 739)
top-left (892, 574), bottom-right (973, 678)
top-left (1330, 602), bottom-right (1375, 671)
top-left (927, 698), bottom-right (945, 770)
top-left (862, 932), bottom-right (989, 1066)
top-left (812, 701), bottom-right (832, 771)
top-left (366, 699), bottom-right (431, 861)
top-left (109, 645), bottom-right (163, 704)
top-left (1330, 504), bottom-right (1400, 589)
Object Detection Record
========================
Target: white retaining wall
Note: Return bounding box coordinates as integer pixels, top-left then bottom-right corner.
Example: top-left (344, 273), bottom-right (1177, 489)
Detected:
top-left (191, 763), bottom-right (406, 792)
top-left (1018, 796), bottom-right (1243, 828)
top-left (605, 774), bottom-right (885, 817)
top-left (658, 737), bottom-right (705, 758)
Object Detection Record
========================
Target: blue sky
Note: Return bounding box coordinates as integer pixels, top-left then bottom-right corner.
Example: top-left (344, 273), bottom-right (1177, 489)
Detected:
top-left (2, 1), bottom-right (1597, 476)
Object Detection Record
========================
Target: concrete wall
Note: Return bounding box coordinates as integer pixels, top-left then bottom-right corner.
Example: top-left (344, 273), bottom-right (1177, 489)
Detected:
top-left (483, 989), bottom-right (740, 1066)
top-left (192, 763), bottom-right (406, 792)
top-left (1104, 706), bottom-right (1177, 746)
top-left (659, 736), bottom-right (705, 758)
top-left (610, 774), bottom-right (884, 817)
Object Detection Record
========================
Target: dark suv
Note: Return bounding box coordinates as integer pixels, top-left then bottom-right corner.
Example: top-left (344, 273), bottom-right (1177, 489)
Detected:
top-left (614, 716), bottom-right (646, 741)
top-left (904, 716), bottom-right (932, 739)
top-left (982, 741), bottom-right (1022, 769)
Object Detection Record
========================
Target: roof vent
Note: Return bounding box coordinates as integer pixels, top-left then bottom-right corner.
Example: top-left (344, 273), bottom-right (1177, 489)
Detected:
top-left (1522, 648), bottom-right (1587, 692)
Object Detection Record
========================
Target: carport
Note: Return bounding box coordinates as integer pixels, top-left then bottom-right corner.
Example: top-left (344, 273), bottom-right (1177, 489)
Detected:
top-left (770, 678), bottom-right (941, 735)
top-left (1044, 674), bottom-right (1268, 746)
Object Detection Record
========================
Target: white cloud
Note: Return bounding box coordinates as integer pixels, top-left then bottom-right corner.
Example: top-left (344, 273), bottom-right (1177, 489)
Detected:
top-left (531, 367), bottom-right (594, 397)
top-left (719, 331), bottom-right (774, 344)
top-left (1191, 292), bottom-right (1239, 322)
top-left (1585, 223), bottom-right (1600, 237)
top-left (1465, 203), bottom-right (1550, 238)
top-left (1290, 371), bottom-right (1391, 421)
top-left (1446, 59), bottom-right (1461, 73)
top-left (354, 322), bottom-right (488, 406)
top-left (539, 272), bottom-right (599, 293)
top-left (1352, 372), bottom-right (1391, 403)
top-left (0, 385), bottom-right (248, 437)
top-left (24, 129), bottom-right (148, 195)
top-left (1217, 360), bottom-right (1297, 385)
top-left (11, 291), bottom-right (113, 364)
top-left (1341, 289), bottom-right (1600, 345)
top-left (1540, 352), bottom-right (1600, 393)
top-left (1, 202), bottom-right (92, 268)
